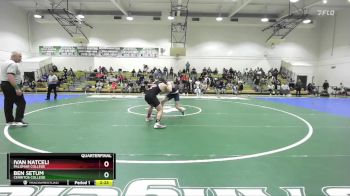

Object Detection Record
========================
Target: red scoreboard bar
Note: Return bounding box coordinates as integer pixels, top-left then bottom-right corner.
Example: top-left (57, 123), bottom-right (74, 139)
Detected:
top-left (7, 153), bottom-right (116, 186)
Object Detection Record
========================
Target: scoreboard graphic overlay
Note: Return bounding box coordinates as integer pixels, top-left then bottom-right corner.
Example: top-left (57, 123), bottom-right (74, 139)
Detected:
top-left (7, 153), bottom-right (116, 186)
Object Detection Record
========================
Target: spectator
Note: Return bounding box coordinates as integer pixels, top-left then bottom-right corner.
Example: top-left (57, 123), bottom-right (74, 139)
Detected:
top-left (213, 68), bottom-right (218, 75)
top-left (185, 61), bottom-right (190, 73)
top-left (163, 67), bottom-right (168, 77)
top-left (280, 83), bottom-right (290, 96)
top-left (96, 72), bottom-right (105, 82)
top-left (63, 67), bottom-right (68, 79)
top-left (272, 68), bottom-right (279, 79)
top-left (181, 74), bottom-right (189, 83)
top-left (131, 69), bottom-right (137, 77)
top-left (296, 79), bottom-right (302, 97)
top-left (22, 78), bottom-right (30, 91)
top-left (42, 73), bottom-right (48, 82)
top-left (323, 80), bottom-right (329, 92)
top-left (229, 67), bottom-right (234, 74)
top-left (101, 66), bottom-right (108, 74)
top-left (203, 76), bottom-right (210, 87)
top-left (117, 74), bottom-right (124, 84)
top-left (29, 80), bottom-right (36, 90)
top-left (194, 79), bottom-right (202, 96)
top-left (288, 78), bottom-right (295, 90)
top-left (111, 81), bottom-right (117, 93)
top-left (52, 65), bottom-right (58, 72)
top-left (267, 82), bottom-right (274, 95)
top-left (191, 67), bottom-right (197, 76)
top-left (140, 80), bottom-right (147, 94)
top-left (109, 66), bottom-right (114, 73)
top-left (157, 69), bottom-right (162, 79)
top-left (238, 81), bottom-right (244, 93)
top-left (143, 64), bottom-right (149, 73)
top-left (307, 83), bottom-right (313, 95)
top-left (339, 82), bottom-right (345, 95)
top-left (201, 81), bottom-right (208, 94)
top-left (68, 68), bottom-right (75, 78)
top-left (95, 80), bottom-right (103, 93)
top-left (273, 77), bottom-right (281, 95)
top-left (215, 79), bottom-right (225, 95)
top-left (253, 75), bottom-right (260, 92)
top-left (169, 67), bottom-right (174, 77)
top-left (202, 67), bottom-right (207, 75)
top-left (120, 82), bottom-right (126, 93)
top-left (231, 82), bottom-right (238, 95)
top-left (128, 80), bottom-right (134, 93)
top-left (207, 67), bottom-right (212, 74)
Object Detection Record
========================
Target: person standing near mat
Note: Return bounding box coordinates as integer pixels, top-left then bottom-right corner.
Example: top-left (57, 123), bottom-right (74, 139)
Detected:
top-left (0, 51), bottom-right (28, 127)
top-left (145, 78), bottom-right (172, 129)
top-left (45, 70), bottom-right (58, 100)
top-left (161, 82), bottom-right (185, 115)
top-left (295, 79), bottom-right (302, 97)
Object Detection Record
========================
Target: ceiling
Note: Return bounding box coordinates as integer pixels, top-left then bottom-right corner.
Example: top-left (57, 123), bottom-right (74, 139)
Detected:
top-left (7, 0), bottom-right (350, 22)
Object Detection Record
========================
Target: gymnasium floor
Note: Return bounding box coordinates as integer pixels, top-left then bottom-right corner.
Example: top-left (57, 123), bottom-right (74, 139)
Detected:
top-left (0, 93), bottom-right (350, 195)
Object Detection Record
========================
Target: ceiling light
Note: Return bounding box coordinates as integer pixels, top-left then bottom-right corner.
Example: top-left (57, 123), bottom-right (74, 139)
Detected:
top-left (261, 17), bottom-right (269, 22)
top-left (290, 0), bottom-right (299, 3)
top-left (168, 15), bottom-right (174, 20)
top-left (76, 14), bottom-right (85, 19)
top-left (216, 17), bottom-right (223, 22)
top-left (33, 2), bottom-right (42, 19)
top-left (322, 0), bottom-right (327, 3)
top-left (303, 19), bottom-right (312, 24)
top-left (126, 16), bottom-right (134, 21)
top-left (34, 14), bottom-right (43, 19)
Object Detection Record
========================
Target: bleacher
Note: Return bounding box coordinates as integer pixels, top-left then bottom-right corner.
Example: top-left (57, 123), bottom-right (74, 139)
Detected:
top-left (14, 67), bottom-right (342, 96)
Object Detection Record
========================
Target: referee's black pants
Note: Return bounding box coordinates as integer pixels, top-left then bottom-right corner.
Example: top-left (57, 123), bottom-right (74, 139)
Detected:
top-left (1, 81), bottom-right (26, 123)
top-left (46, 84), bottom-right (57, 99)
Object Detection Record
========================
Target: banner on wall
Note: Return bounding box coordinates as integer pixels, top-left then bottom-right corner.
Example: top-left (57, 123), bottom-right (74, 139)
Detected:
top-left (39, 46), bottom-right (159, 58)
top-left (280, 60), bottom-right (295, 79)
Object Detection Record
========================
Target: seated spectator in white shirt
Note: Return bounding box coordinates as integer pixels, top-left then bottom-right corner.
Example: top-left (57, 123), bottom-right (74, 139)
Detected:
top-left (280, 83), bottom-right (290, 96)
top-left (339, 83), bottom-right (345, 95)
top-left (96, 80), bottom-right (103, 93)
top-left (194, 80), bottom-right (202, 96)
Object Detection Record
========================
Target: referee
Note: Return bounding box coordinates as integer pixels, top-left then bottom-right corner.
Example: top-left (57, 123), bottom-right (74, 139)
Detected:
top-left (0, 52), bottom-right (28, 127)
top-left (45, 70), bottom-right (58, 100)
